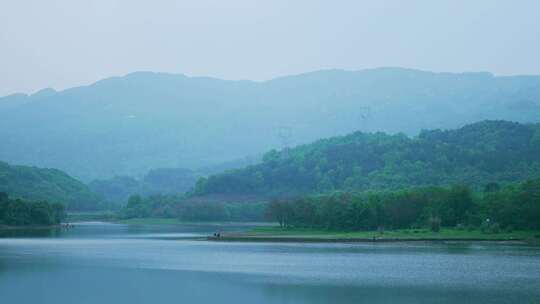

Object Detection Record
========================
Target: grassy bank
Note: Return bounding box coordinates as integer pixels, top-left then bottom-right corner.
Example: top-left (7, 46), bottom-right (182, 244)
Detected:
top-left (210, 227), bottom-right (540, 243)
top-left (114, 217), bottom-right (277, 226)
top-left (66, 211), bottom-right (117, 222)
top-left (115, 218), bottom-right (181, 225)
top-left (0, 224), bottom-right (63, 230)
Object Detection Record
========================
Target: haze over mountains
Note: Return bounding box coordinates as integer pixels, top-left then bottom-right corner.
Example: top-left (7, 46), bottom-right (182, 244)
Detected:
top-left (1, 67), bottom-right (539, 181)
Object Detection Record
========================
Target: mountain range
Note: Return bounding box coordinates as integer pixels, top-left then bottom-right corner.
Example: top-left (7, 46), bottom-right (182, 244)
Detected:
top-left (1, 68), bottom-right (539, 181)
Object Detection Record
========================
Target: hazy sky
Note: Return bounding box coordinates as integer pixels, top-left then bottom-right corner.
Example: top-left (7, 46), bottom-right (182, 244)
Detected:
top-left (1, 0), bottom-right (539, 96)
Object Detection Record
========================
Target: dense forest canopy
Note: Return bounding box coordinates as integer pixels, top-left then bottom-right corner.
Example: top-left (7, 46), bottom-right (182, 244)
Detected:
top-left (266, 179), bottom-right (540, 231)
top-left (0, 192), bottom-right (66, 226)
top-left (195, 121), bottom-right (540, 197)
top-left (0, 161), bottom-right (104, 211)
top-left (1, 68), bottom-right (539, 181)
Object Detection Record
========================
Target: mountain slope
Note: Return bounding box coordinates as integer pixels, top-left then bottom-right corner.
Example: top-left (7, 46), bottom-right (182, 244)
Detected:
top-left (1, 68), bottom-right (539, 180)
top-left (87, 155), bottom-right (261, 204)
top-left (0, 161), bottom-right (104, 210)
top-left (194, 121), bottom-right (540, 198)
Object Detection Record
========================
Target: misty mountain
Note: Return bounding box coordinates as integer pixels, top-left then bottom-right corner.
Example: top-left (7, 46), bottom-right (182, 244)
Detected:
top-left (89, 168), bottom-right (199, 204)
top-left (1, 68), bottom-right (539, 181)
top-left (0, 161), bottom-right (103, 211)
top-left (194, 120), bottom-right (540, 199)
top-left (88, 155), bottom-right (261, 204)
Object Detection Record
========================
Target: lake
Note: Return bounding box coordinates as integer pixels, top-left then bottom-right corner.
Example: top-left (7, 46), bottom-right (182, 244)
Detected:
top-left (1, 222), bottom-right (539, 303)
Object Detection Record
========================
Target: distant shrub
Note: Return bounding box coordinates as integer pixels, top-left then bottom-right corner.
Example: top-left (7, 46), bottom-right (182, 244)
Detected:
top-left (429, 217), bottom-right (441, 232)
top-left (481, 220), bottom-right (500, 234)
top-left (490, 223), bottom-right (500, 234)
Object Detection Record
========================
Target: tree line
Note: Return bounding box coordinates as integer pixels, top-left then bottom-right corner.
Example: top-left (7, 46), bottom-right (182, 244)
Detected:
top-left (119, 194), bottom-right (266, 222)
top-left (0, 192), bottom-right (66, 226)
top-left (266, 179), bottom-right (540, 232)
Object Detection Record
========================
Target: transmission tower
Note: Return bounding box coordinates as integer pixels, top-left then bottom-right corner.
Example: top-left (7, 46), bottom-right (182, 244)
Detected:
top-left (277, 126), bottom-right (292, 159)
top-left (358, 105), bottom-right (372, 132)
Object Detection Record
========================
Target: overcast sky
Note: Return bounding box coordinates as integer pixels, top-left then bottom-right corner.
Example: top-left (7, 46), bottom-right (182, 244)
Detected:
top-left (1, 0), bottom-right (539, 96)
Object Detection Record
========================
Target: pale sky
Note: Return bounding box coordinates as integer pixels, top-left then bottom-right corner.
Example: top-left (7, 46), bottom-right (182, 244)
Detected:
top-left (1, 0), bottom-right (539, 96)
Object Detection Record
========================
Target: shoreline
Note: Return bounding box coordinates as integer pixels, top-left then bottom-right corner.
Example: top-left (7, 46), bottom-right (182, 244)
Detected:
top-left (0, 223), bottom-right (71, 231)
top-left (206, 234), bottom-right (537, 245)
top-left (111, 218), bottom-right (276, 226)
top-left (206, 227), bottom-right (540, 245)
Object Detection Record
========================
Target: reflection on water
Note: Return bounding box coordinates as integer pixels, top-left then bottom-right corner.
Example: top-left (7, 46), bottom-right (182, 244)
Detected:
top-left (1, 222), bottom-right (539, 304)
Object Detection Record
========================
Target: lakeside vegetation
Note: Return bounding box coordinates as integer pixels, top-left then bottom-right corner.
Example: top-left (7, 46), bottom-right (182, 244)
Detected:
top-left (115, 218), bottom-right (181, 225)
top-left (0, 192), bottom-right (66, 227)
top-left (264, 179), bottom-right (540, 233)
top-left (114, 218), bottom-right (273, 226)
top-left (111, 178), bottom-right (540, 243)
top-left (5, 120), bottom-right (537, 237)
top-left (118, 194), bottom-right (267, 222)
top-left (66, 211), bottom-right (117, 222)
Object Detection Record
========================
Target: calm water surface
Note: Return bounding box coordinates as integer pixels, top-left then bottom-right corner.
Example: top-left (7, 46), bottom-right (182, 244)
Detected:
top-left (1, 222), bottom-right (539, 304)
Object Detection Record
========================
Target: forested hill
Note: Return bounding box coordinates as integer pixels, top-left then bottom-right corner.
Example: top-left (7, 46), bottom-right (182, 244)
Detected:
top-left (0, 161), bottom-right (104, 210)
top-left (194, 121), bottom-right (540, 197)
top-left (1, 68), bottom-right (540, 181)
